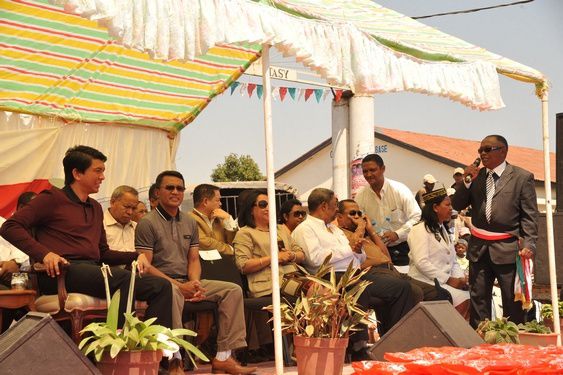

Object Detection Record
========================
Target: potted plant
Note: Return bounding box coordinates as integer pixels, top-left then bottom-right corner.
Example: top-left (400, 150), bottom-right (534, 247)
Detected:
top-left (540, 301), bottom-right (563, 332)
top-left (518, 320), bottom-right (558, 346)
top-left (476, 317), bottom-right (520, 344)
top-left (269, 255), bottom-right (372, 375)
top-left (78, 263), bottom-right (208, 374)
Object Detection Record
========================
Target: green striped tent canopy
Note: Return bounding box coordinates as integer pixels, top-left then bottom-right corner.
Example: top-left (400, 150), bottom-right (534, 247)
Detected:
top-left (0, 0), bottom-right (261, 134)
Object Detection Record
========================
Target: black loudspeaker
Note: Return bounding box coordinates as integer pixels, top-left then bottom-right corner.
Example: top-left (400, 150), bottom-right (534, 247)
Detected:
top-left (368, 301), bottom-right (483, 361)
top-left (0, 312), bottom-right (100, 374)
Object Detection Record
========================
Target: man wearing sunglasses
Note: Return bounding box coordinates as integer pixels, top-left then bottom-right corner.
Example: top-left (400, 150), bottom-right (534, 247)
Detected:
top-left (452, 135), bottom-right (538, 329)
top-left (136, 171), bottom-right (255, 375)
top-left (336, 199), bottom-right (440, 304)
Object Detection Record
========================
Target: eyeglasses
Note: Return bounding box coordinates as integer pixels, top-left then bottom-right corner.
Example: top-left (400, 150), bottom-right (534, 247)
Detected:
top-left (292, 210), bottom-right (307, 218)
top-left (255, 200), bottom-right (268, 209)
top-left (348, 210), bottom-right (363, 217)
top-left (163, 185), bottom-right (186, 192)
top-left (478, 146), bottom-right (504, 154)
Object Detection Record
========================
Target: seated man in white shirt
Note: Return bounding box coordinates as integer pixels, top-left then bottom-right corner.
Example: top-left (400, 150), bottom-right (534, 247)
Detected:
top-left (103, 185), bottom-right (139, 252)
top-left (292, 188), bottom-right (418, 357)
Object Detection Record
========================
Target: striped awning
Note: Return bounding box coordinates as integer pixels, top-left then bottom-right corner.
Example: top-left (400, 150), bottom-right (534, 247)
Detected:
top-left (0, 0), bottom-right (261, 134)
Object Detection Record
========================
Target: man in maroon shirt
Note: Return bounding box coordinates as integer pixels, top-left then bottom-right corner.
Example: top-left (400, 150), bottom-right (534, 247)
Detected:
top-left (0, 145), bottom-right (172, 328)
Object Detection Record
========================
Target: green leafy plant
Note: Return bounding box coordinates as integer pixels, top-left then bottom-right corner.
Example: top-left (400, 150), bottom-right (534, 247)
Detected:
top-left (540, 301), bottom-right (563, 320)
top-left (78, 264), bottom-right (208, 365)
top-left (476, 317), bottom-right (520, 344)
top-left (518, 320), bottom-right (552, 334)
top-left (267, 254), bottom-right (372, 339)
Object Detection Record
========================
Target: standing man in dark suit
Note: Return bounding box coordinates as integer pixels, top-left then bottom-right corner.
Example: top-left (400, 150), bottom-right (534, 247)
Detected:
top-left (452, 135), bottom-right (538, 328)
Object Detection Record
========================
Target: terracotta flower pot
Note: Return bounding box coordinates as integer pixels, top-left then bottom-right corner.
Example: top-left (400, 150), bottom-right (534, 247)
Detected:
top-left (293, 336), bottom-right (348, 375)
top-left (97, 350), bottom-right (163, 375)
top-left (518, 332), bottom-right (559, 346)
top-left (542, 317), bottom-right (563, 332)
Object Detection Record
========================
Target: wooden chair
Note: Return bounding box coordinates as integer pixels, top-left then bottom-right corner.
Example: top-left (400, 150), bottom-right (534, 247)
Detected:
top-left (31, 263), bottom-right (107, 344)
top-left (31, 263), bottom-right (149, 344)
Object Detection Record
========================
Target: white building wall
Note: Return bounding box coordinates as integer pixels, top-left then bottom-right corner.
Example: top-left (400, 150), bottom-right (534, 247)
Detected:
top-left (276, 146), bottom-right (333, 203)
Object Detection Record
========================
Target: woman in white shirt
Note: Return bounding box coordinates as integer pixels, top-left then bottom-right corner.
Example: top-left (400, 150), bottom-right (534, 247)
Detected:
top-left (407, 187), bottom-right (469, 319)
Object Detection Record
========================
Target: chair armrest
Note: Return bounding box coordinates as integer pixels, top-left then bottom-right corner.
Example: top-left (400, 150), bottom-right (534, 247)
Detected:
top-left (32, 262), bottom-right (70, 312)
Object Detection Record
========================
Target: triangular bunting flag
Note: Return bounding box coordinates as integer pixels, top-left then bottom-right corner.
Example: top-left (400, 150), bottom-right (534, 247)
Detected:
top-left (304, 89), bottom-right (314, 102)
top-left (247, 83), bottom-right (256, 98)
top-left (271, 87), bottom-right (278, 101)
top-left (298, 89), bottom-right (305, 101)
top-left (322, 90), bottom-right (330, 100)
top-left (334, 89), bottom-right (344, 103)
top-left (257, 85), bottom-right (263, 99)
top-left (230, 81), bottom-right (241, 95)
top-left (279, 87), bottom-right (288, 102)
top-left (239, 83), bottom-right (247, 96)
top-left (288, 87), bottom-right (296, 100)
top-left (314, 89), bottom-right (323, 103)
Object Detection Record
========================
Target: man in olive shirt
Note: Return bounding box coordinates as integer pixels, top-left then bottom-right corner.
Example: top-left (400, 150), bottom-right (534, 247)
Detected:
top-left (136, 171), bottom-right (255, 375)
top-left (188, 184), bottom-right (237, 255)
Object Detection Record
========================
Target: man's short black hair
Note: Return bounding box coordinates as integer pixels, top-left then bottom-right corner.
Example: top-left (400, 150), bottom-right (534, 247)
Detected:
top-left (63, 145), bottom-right (107, 186)
top-left (361, 153), bottom-right (384, 167)
top-left (148, 183), bottom-right (158, 200)
top-left (193, 184), bottom-right (220, 206)
top-left (308, 188), bottom-right (334, 212)
top-left (485, 134), bottom-right (509, 150)
top-left (155, 171), bottom-right (185, 188)
top-left (337, 199), bottom-right (356, 214)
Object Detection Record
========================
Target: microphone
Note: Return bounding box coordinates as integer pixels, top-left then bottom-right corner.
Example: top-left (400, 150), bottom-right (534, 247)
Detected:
top-left (464, 158), bottom-right (481, 183)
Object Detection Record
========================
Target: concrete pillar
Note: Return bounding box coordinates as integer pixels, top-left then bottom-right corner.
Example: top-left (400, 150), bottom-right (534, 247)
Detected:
top-left (331, 91), bottom-right (352, 199)
top-left (349, 94), bottom-right (375, 193)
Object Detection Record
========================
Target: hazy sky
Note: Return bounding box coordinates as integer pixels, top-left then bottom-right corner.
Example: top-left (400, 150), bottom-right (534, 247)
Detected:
top-left (177, 0), bottom-right (562, 184)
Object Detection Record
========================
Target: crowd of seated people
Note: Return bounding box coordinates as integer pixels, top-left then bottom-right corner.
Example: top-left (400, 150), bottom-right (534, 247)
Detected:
top-left (0, 134), bottom-right (538, 371)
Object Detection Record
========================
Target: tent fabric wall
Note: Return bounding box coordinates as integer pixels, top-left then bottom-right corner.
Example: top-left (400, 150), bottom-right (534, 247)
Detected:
top-left (54, 0), bottom-right (505, 111)
top-left (0, 111), bottom-right (177, 217)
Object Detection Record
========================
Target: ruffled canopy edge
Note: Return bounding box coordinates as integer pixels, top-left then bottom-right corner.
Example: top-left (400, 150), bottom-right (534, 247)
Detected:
top-left (53, 0), bottom-right (505, 110)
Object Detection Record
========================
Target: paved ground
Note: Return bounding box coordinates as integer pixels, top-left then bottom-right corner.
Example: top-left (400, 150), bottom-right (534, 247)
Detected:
top-left (191, 361), bottom-right (356, 374)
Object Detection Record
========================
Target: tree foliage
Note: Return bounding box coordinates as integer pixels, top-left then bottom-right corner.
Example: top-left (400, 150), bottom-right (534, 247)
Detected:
top-left (211, 153), bottom-right (264, 182)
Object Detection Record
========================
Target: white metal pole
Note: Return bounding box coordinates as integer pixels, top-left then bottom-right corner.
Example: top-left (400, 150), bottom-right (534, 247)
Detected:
top-left (261, 44), bottom-right (284, 373)
top-left (332, 93), bottom-right (350, 199)
top-left (540, 91), bottom-right (560, 346)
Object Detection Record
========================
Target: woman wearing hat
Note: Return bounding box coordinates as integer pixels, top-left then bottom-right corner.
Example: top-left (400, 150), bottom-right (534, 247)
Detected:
top-left (407, 187), bottom-right (470, 318)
